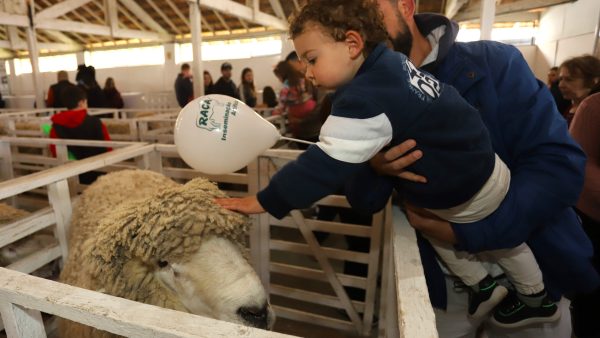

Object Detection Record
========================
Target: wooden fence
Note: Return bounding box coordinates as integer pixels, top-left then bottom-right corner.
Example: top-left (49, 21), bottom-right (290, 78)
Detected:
top-left (0, 137), bottom-right (436, 337)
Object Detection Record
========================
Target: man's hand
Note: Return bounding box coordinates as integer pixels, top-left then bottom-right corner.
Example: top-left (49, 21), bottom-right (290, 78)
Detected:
top-left (215, 196), bottom-right (265, 215)
top-left (370, 139), bottom-right (427, 183)
top-left (405, 203), bottom-right (457, 244)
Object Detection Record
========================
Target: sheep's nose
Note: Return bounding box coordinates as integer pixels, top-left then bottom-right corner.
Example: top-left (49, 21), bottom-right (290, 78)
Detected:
top-left (237, 304), bottom-right (269, 329)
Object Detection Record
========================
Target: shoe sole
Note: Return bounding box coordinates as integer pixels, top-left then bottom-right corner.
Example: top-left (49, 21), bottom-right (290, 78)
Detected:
top-left (469, 285), bottom-right (509, 320)
top-left (490, 308), bottom-right (561, 329)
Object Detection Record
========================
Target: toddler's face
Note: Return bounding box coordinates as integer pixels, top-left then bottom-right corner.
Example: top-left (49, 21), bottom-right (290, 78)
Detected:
top-left (293, 24), bottom-right (357, 90)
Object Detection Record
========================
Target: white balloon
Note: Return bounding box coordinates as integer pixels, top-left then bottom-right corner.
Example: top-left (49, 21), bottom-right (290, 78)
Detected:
top-left (175, 94), bottom-right (281, 174)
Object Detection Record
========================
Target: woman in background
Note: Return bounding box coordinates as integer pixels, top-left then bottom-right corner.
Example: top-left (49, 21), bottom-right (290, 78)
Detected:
top-left (566, 54), bottom-right (600, 338)
top-left (558, 55), bottom-right (600, 126)
top-left (103, 77), bottom-right (124, 109)
top-left (238, 67), bottom-right (257, 107)
top-left (204, 71), bottom-right (215, 95)
top-left (261, 86), bottom-right (278, 108)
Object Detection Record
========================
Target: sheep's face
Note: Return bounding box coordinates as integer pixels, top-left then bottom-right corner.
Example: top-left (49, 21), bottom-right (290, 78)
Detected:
top-left (154, 236), bottom-right (275, 330)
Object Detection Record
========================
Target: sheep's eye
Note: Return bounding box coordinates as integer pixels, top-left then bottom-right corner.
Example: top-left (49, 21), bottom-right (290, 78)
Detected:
top-left (157, 260), bottom-right (169, 268)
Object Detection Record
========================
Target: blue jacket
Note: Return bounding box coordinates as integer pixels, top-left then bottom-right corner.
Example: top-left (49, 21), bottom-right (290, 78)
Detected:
top-left (257, 43), bottom-right (496, 218)
top-left (349, 14), bottom-right (600, 309)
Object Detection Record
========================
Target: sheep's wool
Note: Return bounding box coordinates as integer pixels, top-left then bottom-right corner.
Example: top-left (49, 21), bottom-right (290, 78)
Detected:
top-left (60, 169), bottom-right (251, 305)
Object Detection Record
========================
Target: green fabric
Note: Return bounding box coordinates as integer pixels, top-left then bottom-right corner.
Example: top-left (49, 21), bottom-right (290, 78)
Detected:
top-left (42, 123), bottom-right (77, 161)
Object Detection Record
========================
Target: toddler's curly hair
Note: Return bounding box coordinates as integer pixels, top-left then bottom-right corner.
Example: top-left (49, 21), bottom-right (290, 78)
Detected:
top-left (289, 0), bottom-right (388, 55)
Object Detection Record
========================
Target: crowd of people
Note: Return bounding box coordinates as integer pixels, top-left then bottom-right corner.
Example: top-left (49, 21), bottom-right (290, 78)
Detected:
top-left (45, 65), bottom-right (124, 110)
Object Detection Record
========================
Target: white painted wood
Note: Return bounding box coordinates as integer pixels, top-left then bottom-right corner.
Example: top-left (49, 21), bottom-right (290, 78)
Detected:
top-left (34, 0), bottom-right (92, 21)
top-left (190, 0), bottom-right (205, 98)
top-left (47, 180), bottom-right (71, 261)
top-left (391, 207), bottom-right (437, 338)
top-left (272, 306), bottom-right (355, 332)
top-left (0, 207), bottom-right (55, 248)
top-left (270, 284), bottom-right (366, 313)
top-left (0, 301), bottom-right (46, 338)
top-left (257, 157), bottom-right (271, 291)
top-left (0, 268), bottom-right (295, 338)
top-left (480, 0), bottom-right (496, 40)
top-left (199, 0), bottom-right (287, 30)
top-left (0, 141), bottom-right (15, 181)
top-left (0, 13), bottom-right (28, 27)
top-left (289, 210), bottom-right (363, 333)
top-left (268, 0), bottom-right (286, 20)
top-left (0, 143), bottom-right (151, 200)
top-left (6, 244), bottom-right (61, 274)
top-left (105, 0), bottom-right (118, 36)
top-left (119, 0), bottom-right (168, 35)
top-left (270, 240), bottom-right (370, 263)
top-left (362, 206), bottom-right (385, 334)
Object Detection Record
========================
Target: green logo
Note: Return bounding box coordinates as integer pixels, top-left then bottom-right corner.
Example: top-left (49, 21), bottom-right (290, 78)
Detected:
top-left (196, 99), bottom-right (221, 131)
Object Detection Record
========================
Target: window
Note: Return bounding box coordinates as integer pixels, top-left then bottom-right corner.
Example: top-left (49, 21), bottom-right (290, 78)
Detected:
top-left (10, 54), bottom-right (78, 75)
top-left (456, 22), bottom-right (538, 45)
top-left (175, 35), bottom-right (282, 64)
top-left (83, 45), bottom-right (165, 69)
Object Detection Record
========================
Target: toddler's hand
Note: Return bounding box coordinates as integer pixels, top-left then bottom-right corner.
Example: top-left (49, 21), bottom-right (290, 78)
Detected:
top-left (215, 196), bottom-right (265, 215)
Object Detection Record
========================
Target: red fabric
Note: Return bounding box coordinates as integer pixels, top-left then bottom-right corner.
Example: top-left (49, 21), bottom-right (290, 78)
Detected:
top-left (48, 108), bottom-right (112, 156)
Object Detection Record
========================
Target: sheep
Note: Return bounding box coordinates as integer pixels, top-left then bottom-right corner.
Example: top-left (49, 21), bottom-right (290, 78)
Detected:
top-left (58, 169), bottom-right (274, 337)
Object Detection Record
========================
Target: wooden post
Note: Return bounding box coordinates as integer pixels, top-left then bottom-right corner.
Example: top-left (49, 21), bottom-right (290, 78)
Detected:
top-left (480, 0), bottom-right (496, 40)
top-left (0, 301), bottom-right (46, 338)
top-left (47, 180), bottom-right (72, 261)
top-left (189, 0), bottom-right (204, 98)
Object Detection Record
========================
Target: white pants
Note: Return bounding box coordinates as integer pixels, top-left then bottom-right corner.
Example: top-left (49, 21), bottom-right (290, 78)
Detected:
top-left (425, 154), bottom-right (544, 295)
top-left (435, 276), bottom-right (572, 338)
top-left (428, 237), bottom-right (545, 295)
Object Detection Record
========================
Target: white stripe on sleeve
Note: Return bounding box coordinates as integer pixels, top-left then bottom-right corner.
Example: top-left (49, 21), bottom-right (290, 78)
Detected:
top-left (316, 113), bottom-right (393, 163)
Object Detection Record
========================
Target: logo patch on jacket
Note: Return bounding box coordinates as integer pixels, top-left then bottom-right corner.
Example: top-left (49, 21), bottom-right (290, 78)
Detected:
top-left (404, 59), bottom-right (441, 101)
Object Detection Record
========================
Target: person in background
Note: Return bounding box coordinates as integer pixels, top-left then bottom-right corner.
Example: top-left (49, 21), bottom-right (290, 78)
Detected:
top-left (49, 85), bottom-right (111, 185)
top-left (272, 60), bottom-right (320, 147)
top-left (213, 62), bottom-right (239, 99)
top-left (175, 63), bottom-right (193, 108)
top-left (46, 70), bottom-right (75, 108)
top-left (566, 55), bottom-right (600, 338)
top-left (238, 67), bottom-right (257, 107)
top-left (103, 77), bottom-right (124, 109)
top-left (204, 70), bottom-right (216, 95)
top-left (0, 91), bottom-right (5, 109)
top-left (285, 51), bottom-right (306, 74)
top-left (261, 86), bottom-right (278, 108)
top-left (360, 0), bottom-right (598, 336)
top-left (76, 65), bottom-right (107, 109)
top-left (558, 55), bottom-right (600, 126)
top-left (547, 66), bottom-right (570, 116)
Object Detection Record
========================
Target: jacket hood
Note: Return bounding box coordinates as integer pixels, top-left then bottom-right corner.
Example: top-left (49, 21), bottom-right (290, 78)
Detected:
top-left (51, 108), bottom-right (87, 128)
top-left (414, 13), bottom-right (459, 69)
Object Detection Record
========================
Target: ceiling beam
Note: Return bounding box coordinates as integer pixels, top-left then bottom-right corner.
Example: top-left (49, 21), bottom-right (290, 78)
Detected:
top-left (165, 0), bottom-right (191, 31)
top-left (268, 0), bottom-right (286, 20)
top-left (292, 0), bottom-right (301, 11)
top-left (34, 18), bottom-right (162, 41)
top-left (35, 0), bottom-right (93, 21)
top-left (0, 13), bottom-right (28, 27)
top-left (146, 0), bottom-right (181, 35)
top-left (105, 0), bottom-right (119, 35)
top-left (118, 6), bottom-right (146, 31)
top-left (118, 0), bottom-right (169, 35)
top-left (213, 10), bottom-right (231, 31)
top-left (199, 0), bottom-right (287, 30)
top-left (454, 0), bottom-right (575, 22)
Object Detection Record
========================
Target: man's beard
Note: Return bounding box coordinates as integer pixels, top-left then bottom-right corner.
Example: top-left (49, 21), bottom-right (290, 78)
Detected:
top-left (389, 12), bottom-right (413, 57)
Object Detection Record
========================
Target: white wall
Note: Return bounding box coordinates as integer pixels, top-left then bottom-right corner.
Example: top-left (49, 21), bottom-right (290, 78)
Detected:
top-left (5, 50), bottom-right (287, 108)
top-left (534, 0), bottom-right (600, 79)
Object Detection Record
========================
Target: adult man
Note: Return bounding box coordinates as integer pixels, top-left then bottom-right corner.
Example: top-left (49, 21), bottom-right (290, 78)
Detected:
top-left (358, 0), bottom-right (600, 336)
top-left (212, 62), bottom-right (240, 99)
top-left (174, 63), bottom-right (193, 108)
top-left (46, 70), bottom-right (75, 108)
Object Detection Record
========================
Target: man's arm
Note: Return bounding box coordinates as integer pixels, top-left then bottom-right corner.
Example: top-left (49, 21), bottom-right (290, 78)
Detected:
top-left (450, 44), bottom-right (585, 253)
